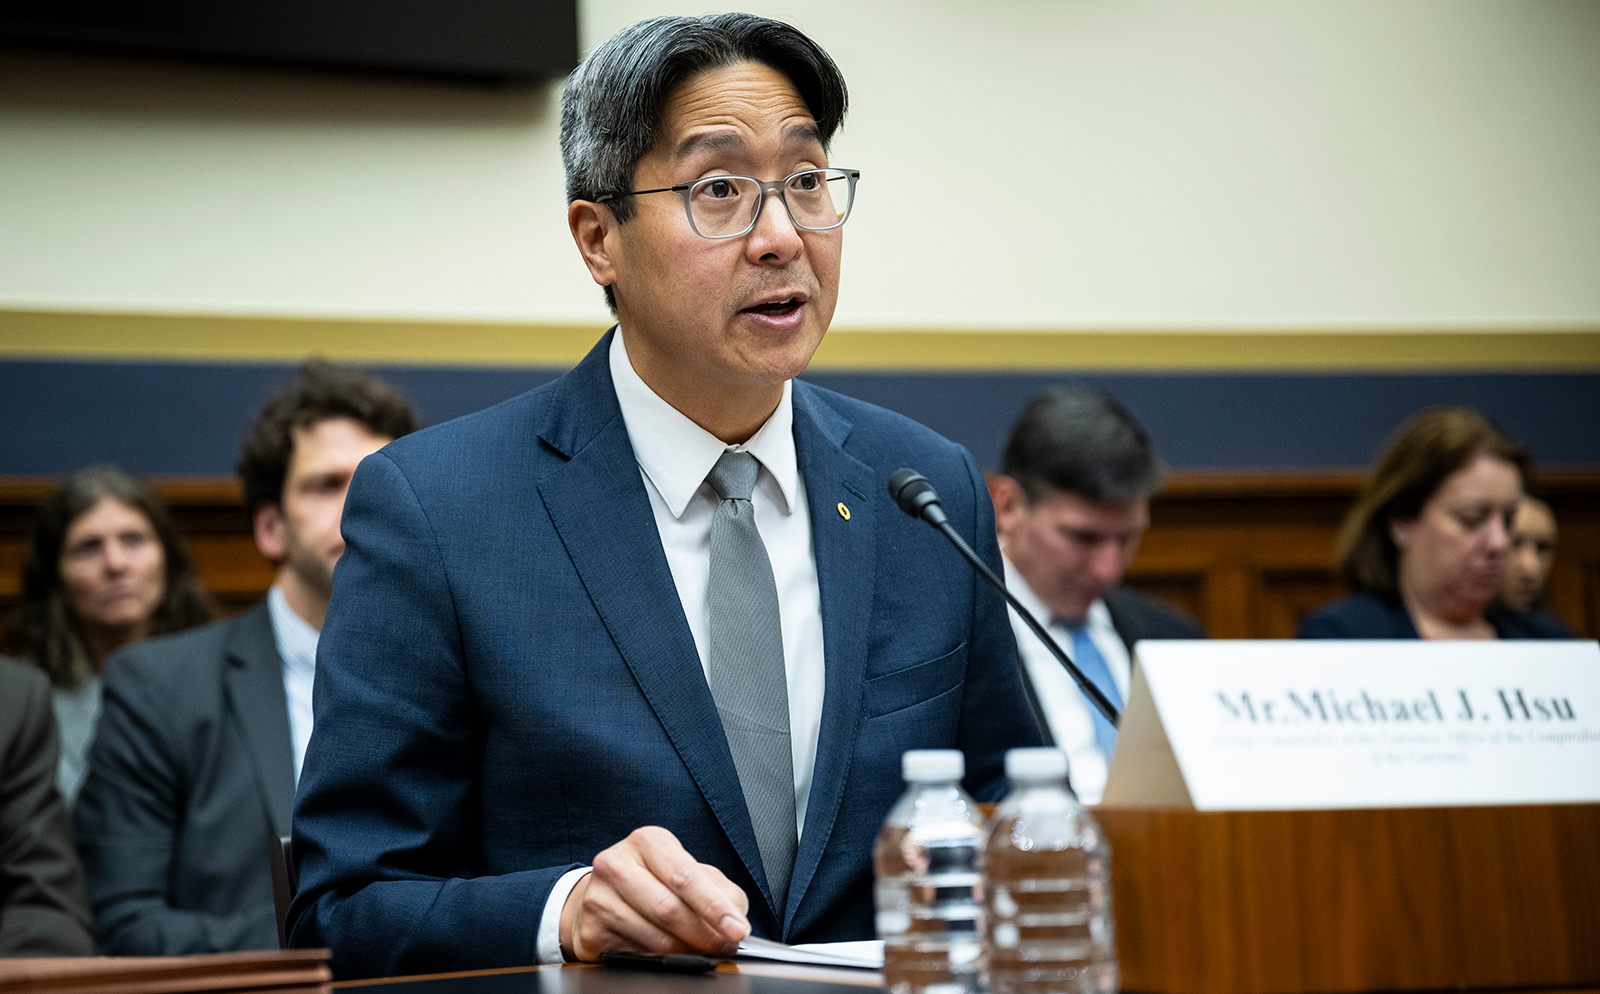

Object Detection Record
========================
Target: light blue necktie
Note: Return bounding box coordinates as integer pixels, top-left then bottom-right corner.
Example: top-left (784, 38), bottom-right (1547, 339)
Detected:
top-left (1062, 622), bottom-right (1123, 761)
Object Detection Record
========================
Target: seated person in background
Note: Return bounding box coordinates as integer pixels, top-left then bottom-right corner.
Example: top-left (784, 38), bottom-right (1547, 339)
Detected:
top-left (3, 466), bottom-right (213, 807)
top-left (1298, 407), bottom-right (1570, 640)
top-left (0, 657), bottom-right (94, 956)
top-left (990, 387), bottom-right (1204, 803)
top-left (287, 14), bottom-right (1041, 979)
top-left (73, 362), bottom-right (417, 954)
top-left (1500, 495), bottom-right (1559, 613)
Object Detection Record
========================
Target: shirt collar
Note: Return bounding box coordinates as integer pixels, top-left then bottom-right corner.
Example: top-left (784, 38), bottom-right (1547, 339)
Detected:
top-left (267, 584), bottom-right (320, 676)
top-left (1084, 597), bottom-right (1114, 635)
top-left (1002, 553), bottom-right (1049, 621)
top-left (1001, 552), bottom-right (1110, 635)
top-left (609, 327), bottom-right (798, 519)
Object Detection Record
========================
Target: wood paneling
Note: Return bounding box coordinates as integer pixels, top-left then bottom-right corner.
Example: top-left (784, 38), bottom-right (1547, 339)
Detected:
top-left (1095, 804), bottom-right (1600, 994)
top-left (1, 471), bottom-right (1596, 638)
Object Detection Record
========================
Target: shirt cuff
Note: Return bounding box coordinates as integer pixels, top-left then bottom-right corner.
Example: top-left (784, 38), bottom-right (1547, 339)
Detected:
top-left (537, 867), bottom-right (591, 964)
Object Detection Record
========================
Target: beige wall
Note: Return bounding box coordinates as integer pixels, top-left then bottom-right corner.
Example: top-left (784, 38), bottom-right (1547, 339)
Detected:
top-left (1, 0), bottom-right (1596, 331)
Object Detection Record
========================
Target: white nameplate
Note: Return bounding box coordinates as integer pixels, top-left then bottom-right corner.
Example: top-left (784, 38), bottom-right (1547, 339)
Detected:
top-left (1101, 640), bottom-right (1600, 810)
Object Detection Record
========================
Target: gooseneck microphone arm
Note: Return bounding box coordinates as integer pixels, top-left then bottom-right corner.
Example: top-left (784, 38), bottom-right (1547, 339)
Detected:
top-left (886, 468), bottom-right (1121, 727)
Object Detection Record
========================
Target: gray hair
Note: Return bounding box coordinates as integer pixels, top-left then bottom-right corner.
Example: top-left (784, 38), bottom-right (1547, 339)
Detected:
top-left (1002, 387), bottom-right (1164, 504)
top-left (560, 13), bottom-right (849, 310)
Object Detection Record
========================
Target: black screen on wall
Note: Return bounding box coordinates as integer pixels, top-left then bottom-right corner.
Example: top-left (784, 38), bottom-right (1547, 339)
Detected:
top-left (0, 0), bottom-right (579, 82)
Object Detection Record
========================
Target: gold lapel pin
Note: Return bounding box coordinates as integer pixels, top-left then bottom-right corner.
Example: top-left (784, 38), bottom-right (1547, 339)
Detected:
top-left (837, 502), bottom-right (851, 520)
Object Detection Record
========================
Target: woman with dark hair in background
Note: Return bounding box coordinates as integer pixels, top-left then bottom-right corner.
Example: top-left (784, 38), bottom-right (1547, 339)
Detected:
top-left (1298, 408), bottom-right (1571, 640)
top-left (3, 466), bottom-right (214, 805)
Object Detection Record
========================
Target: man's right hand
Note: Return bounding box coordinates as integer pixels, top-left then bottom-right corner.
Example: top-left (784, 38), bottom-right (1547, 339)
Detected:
top-left (559, 826), bottom-right (752, 962)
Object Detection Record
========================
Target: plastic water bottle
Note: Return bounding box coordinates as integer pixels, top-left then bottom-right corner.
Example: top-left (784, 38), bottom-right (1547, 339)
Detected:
top-left (874, 749), bottom-right (986, 994)
top-left (983, 747), bottom-right (1118, 994)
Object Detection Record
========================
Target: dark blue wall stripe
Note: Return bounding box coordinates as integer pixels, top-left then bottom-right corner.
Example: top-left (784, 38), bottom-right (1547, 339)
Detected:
top-left (2, 360), bottom-right (1596, 477)
top-left (802, 370), bottom-right (1600, 473)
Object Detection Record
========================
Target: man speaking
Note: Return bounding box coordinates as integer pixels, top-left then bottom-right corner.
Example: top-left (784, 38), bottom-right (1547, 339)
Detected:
top-left (287, 14), bottom-right (1041, 978)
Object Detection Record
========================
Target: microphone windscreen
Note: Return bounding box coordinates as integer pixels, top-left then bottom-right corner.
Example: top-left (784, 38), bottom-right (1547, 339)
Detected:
top-left (887, 468), bottom-right (941, 520)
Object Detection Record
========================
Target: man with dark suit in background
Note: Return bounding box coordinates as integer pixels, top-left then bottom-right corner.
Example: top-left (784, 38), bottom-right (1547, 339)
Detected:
top-left (0, 656), bottom-right (94, 956)
top-left (992, 387), bottom-right (1205, 803)
top-left (73, 363), bottom-right (416, 954)
top-left (287, 13), bottom-right (1042, 979)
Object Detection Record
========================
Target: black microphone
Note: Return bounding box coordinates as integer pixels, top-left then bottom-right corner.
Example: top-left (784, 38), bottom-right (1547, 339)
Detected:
top-left (887, 468), bottom-right (1121, 727)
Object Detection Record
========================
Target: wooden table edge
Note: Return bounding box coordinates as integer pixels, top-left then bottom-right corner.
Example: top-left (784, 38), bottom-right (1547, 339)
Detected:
top-left (334, 960), bottom-right (885, 989)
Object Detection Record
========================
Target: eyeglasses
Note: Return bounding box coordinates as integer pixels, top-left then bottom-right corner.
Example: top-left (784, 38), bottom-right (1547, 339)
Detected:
top-left (599, 167), bottom-right (860, 240)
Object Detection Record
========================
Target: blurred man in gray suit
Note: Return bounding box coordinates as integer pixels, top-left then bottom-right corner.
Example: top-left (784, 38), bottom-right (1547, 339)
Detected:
top-left (73, 363), bottom-right (416, 953)
top-left (992, 387), bottom-right (1204, 803)
top-left (0, 656), bottom-right (93, 955)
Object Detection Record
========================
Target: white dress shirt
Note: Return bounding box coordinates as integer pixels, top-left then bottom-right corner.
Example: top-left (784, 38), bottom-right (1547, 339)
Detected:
top-left (267, 584), bottom-right (320, 785)
top-left (1001, 555), bottom-right (1130, 805)
top-left (535, 328), bottom-right (828, 962)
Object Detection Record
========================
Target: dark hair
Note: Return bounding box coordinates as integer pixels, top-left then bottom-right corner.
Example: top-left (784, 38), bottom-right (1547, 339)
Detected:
top-left (1001, 387), bottom-right (1162, 503)
top-left (238, 360), bottom-right (419, 518)
top-left (1337, 407), bottom-right (1531, 599)
top-left (560, 13), bottom-right (850, 312)
top-left (5, 466), bottom-right (214, 689)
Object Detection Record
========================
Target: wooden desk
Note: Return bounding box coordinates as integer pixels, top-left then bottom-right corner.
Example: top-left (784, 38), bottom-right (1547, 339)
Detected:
top-left (338, 805), bottom-right (1600, 994)
top-left (1097, 804), bottom-right (1600, 994)
top-left (336, 962), bottom-right (881, 994)
top-left (335, 963), bottom-right (1600, 994)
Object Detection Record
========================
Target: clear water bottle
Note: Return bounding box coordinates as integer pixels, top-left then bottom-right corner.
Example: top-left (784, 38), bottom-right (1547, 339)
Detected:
top-left (983, 748), bottom-right (1118, 994)
top-left (874, 749), bottom-right (985, 994)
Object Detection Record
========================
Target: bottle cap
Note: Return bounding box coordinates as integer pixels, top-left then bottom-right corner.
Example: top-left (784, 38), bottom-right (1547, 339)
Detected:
top-left (902, 749), bottom-right (964, 782)
top-left (1005, 747), bottom-right (1068, 780)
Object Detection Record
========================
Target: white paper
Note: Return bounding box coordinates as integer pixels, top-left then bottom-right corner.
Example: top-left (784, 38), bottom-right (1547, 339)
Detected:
top-left (1104, 639), bottom-right (1600, 810)
top-left (736, 936), bottom-right (885, 968)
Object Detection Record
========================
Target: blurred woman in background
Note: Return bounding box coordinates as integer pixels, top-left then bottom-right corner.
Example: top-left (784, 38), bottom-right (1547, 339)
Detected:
top-left (1500, 495), bottom-right (1559, 613)
top-left (3, 466), bottom-right (214, 805)
top-left (1298, 408), bottom-right (1571, 640)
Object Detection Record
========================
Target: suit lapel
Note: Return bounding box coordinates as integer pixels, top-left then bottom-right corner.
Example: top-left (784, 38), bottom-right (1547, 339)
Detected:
top-left (784, 383), bottom-right (876, 933)
top-left (534, 332), bottom-right (778, 924)
top-left (223, 602), bottom-right (297, 836)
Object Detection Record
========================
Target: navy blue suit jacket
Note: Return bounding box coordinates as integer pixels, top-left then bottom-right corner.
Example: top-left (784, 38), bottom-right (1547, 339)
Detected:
top-left (287, 332), bottom-right (1042, 978)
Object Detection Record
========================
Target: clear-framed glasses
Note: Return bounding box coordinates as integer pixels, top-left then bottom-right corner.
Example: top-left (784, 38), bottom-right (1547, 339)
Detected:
top-left (600, 167), bottom-right (860, 240)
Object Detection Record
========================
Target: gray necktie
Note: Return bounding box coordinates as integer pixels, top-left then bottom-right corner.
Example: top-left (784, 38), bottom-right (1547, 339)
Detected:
top-left (706, 450), bottom-right (796, 913)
